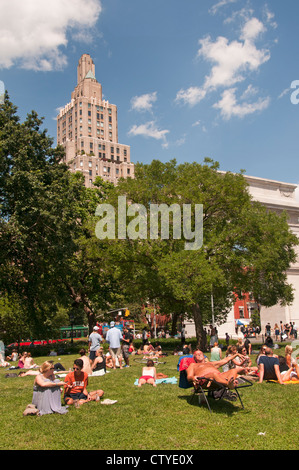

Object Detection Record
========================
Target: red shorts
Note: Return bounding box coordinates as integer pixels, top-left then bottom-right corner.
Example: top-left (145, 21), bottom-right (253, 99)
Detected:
top-left (139, 375), bottom-right (155, 381)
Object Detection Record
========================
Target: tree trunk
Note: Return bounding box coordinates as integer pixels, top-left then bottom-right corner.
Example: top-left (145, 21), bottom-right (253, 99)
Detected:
top-left (192, 303), bottom-right (207, 351)
top-left (171, 311), bottom-right (179, 336)
top-left (84, 304), bottom-right (96, 334)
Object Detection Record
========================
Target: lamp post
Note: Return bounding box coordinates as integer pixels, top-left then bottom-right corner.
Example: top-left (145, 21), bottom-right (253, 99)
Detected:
top-left (69, 314), bottom-right (75, 344)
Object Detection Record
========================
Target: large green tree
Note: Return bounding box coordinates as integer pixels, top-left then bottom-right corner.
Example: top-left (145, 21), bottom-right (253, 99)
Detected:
top-left (100, 159), bottom-right (298, 349)
top-left (0, 95), bottom-right (124, 337)
top-left (0, 95), bottom-right (98, 335)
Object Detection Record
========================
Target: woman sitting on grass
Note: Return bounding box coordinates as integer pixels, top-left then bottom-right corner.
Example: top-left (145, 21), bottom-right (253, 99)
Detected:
top-left (32, 361), bottom-right (68, 416)
top-left (23, 352), bottom-right (39, 369)
top-left (138, 359), bottom-right (157, 387)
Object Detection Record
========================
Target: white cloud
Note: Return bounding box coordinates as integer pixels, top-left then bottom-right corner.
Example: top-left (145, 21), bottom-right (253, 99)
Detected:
top-left (209, 0), bottom-right (238, 16)
top-left (240, 17), bottom-right (266, 41)
top-left (175, 86), bottom-right (207, 106)
top-left (213, 87), bottom-right (270, 119)
top-left (278, 87), bottom-right (290, 99)
top-left (175, 134), bottom-right (187, 146)
top-left (0, 0), bottom-right (102, 71)
top-left (198, 21), bottom-right (269, 91)
top-left (263, 5), bottom-right (278, 30)
top-left (128, 121), bottom-right (169, 148)
top-left (175, 14), bottom-right (271, 120)
top-left (241, 84), bottom-right (259, 99)
top-left (130, 92), bottom-right (157, 112)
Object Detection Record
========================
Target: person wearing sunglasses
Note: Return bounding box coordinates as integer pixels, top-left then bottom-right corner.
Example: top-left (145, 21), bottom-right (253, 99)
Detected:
top-left (32, 361), bottom-right (68, 415)
top-left (64, 359), bottom-right (104, 406)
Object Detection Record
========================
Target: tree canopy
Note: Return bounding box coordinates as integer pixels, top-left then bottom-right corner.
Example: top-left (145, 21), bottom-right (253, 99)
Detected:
top-left (100, 159), bottom-right (298, 348)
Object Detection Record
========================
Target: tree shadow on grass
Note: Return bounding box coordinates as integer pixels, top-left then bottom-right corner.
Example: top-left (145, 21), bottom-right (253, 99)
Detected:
top-left (177, 394), bottom-right (249, 416)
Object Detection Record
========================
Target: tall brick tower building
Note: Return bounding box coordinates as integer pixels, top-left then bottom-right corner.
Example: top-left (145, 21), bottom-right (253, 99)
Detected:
top-left (57, 54), bottom-right (134, 186)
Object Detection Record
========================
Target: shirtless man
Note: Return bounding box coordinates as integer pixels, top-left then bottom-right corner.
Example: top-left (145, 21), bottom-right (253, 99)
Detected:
top-left (186, 349), bottom-right (245, 389)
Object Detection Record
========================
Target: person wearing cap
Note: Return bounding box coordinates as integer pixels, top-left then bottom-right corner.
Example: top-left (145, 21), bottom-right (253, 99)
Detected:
top-left (105, 321), bottom-right (123, 369)
top-left (88, 326), bottom-right (103, 365)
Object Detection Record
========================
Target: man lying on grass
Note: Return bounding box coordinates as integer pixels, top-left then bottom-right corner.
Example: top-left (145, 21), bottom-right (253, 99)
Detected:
top-left (186, 349), bottom-right (246, 389)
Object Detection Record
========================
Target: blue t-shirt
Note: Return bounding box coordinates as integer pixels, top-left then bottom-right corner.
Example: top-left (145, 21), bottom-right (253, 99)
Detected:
top-left (259, 355), bottom-right (279, 380)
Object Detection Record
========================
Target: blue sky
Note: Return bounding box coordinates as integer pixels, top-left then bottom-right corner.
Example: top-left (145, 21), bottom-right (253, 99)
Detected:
top-left (1, 0), bottom-right (299, 185)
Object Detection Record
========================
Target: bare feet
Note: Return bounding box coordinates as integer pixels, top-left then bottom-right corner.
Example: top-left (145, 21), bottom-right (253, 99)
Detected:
top-left (227, 377), bottom-right (237, 389)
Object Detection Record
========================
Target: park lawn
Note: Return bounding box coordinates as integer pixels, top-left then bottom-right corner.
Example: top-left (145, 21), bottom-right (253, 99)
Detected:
top-left (0, 351), bottom-right (298, 450)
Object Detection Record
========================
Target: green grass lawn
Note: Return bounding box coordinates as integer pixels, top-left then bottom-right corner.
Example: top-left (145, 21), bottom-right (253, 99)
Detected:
top-left (0, 350), bottom-right (298, 450)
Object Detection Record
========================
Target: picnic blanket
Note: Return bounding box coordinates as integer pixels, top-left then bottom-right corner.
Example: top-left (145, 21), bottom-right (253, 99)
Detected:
top-left (134, 376), bottom-right (177, 386)
top-left (268, 379), bottom-right (299, 384)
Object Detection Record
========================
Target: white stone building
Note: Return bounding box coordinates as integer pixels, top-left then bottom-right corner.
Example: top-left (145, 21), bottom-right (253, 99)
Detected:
top-left (185, 174), bottom-right (299, 339)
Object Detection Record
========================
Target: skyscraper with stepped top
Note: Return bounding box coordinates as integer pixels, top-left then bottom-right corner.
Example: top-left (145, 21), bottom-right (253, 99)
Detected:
top-left (57, 54), bottom-right (134, 186)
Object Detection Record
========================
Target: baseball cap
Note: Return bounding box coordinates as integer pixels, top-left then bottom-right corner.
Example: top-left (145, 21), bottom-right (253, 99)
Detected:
top-left (93, 326), bottom-right (99, 330)
top-left (110, 321), bottom-right (115, 327)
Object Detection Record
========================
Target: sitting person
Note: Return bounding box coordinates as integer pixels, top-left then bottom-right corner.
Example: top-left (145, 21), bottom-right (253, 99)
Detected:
top-left (278, 356), bottom-right (299, 382)
top-left (285, 345), bottom-right (297, 369)
top-left (183, 344), bottom-right (192, 355)
top-left (236, 346), bottom-right (258, 375)
top-left (79, 348), bottom-right (93, 376)
top-left (32, 361), bottom-right (68, 415)
top-left (6, 349), bottom-right (19, 362)
top-left (128, 341), bottom-right (135, 355)
top-left (0, 351), bottom-right (10, 367)
top-left (258, 347), bottom-right (285, 384)
top-left (91, 348), bottom-right (106, 373)
top-left (154, 342), bottom-right (163, 356)
top-left (210, 342), bottom-right (222, 362)
top-left (222, 345), bottom-right (246, 373)
top-left (23, 352), bottom-right (38, 369)
top-left (64, 359), bottom-right (104, 406)
top-left (138, 359), bottom-right (157, 387)
top-left (186, 349), bottom-right (246, 390)
top-left (256, 345), bottom-right (267, 366)
top-left (105, 352), bottom-right (113, 369)
top-left (142, 341), bottom-right (154, 355)
top-left (17, 352), bottom-right (27, 369)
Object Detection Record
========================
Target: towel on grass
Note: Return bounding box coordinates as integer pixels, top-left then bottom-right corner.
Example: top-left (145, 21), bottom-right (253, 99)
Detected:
top-left (268, 379), bottom-right (299, 384)
top-left (134, 376), bottom-right (177, 386)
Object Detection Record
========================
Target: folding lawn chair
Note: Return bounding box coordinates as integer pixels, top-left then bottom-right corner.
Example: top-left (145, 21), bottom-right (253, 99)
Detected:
top-left (179, 370), bottom-right (253, 413)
